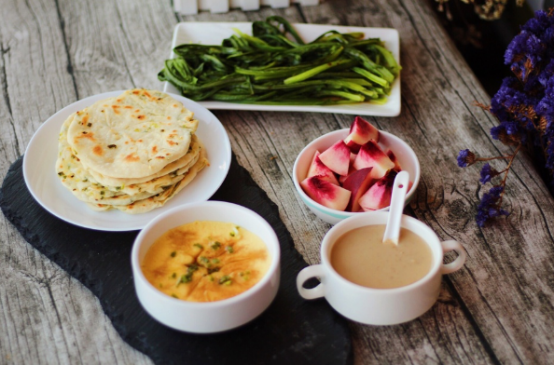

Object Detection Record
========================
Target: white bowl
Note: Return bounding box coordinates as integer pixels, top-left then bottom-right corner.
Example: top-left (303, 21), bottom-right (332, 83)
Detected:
top-left (293, 129), bottom-right (420, 225)
top-left (131, 201), bottom-right (281, 333)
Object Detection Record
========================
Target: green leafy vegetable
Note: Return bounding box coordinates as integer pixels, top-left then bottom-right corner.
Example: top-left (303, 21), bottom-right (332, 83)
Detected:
top-left (158, 16), bottom-right (401, 105)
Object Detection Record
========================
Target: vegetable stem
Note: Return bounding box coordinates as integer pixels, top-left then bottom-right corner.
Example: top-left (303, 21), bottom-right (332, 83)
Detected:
top-left (160, 17), bottom-right (401, 106)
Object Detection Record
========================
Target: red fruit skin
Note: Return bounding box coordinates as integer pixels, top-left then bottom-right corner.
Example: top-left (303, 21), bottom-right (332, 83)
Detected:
top-left (342, 167), bottom-right (374, 212)
top-left (350, 152), bottom-right (357, 165)
top-left (345, 140), bottom-right (362, 153)
top-left (300, 175), bottom-right (351, 211)
top-left (307, 151), bottom-right (339, 185)
top-left (318, 140), bottom-right (351, 176)
top-left (344, 116), bottom-right (380, 153)
top-left (353, 141), bottom-right (395, 179)
top-left (386, 149), bottom-right (402, 172)
top-left (358, 172), bottom-right (396, 211)
top-left (339, 169), bottom-right (353, 185)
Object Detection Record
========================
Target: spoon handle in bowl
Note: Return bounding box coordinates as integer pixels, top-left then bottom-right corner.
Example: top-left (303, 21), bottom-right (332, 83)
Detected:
top-left (383, 171), bottom-right (410, 245)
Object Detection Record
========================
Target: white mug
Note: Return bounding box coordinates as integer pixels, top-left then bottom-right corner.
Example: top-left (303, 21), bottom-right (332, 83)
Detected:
top-left (296, 212), bottom-right (466, 325)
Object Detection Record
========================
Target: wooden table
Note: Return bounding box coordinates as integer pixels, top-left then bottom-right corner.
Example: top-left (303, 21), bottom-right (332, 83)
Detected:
top-left (1, 0), bottom-right (553, 363)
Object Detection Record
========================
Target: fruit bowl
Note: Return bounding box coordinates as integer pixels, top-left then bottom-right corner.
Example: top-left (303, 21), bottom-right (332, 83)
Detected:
top-left (293, 128), bottom-right (420, 225)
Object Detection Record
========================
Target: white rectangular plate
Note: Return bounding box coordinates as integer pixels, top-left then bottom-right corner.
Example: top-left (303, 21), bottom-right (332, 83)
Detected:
top-left (163, 22), bottom-right (401, 116)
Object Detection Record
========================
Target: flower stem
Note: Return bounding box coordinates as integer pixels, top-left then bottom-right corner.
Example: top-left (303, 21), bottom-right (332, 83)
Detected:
top-left (475, 156), bottom-right (512, 162)
top-left (497, 143), bottom-right (522, 206)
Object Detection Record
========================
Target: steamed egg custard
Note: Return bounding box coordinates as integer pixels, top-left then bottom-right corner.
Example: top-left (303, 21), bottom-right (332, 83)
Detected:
top-left (142, 221), bottom-right (271, 302)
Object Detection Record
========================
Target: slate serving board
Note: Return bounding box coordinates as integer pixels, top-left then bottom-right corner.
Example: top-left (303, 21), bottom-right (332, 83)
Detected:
top-left (0, 155), bottom-right (352, 365)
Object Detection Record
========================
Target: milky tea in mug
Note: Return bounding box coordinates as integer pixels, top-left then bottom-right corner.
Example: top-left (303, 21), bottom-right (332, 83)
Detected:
top-left (330, 225), bottom-right (432, 289)
top-left (296, 212), bottom-right (466, 325)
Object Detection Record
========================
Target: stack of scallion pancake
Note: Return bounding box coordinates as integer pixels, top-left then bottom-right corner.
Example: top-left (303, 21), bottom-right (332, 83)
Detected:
top-left (56, 89), bottom-right (209, 214)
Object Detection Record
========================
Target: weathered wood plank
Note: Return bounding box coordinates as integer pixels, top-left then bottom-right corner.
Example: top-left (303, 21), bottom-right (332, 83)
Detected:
top-left (303, 0), bottom-right (554, 364)
top-left (180, 4), bottom-right (495, 365)
top-left (2, 0), bottom-right (554, 363)
top-left (57, 0), bottom-right (177, 96)
top-left (0, 0), bottom-right (152, 363)
top-left (215, 109), bottom-right (495, 364)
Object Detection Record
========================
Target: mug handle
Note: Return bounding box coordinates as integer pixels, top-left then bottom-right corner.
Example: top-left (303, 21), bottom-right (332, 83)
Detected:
top-left (296, 265), bottom-right (325, 300)
top-left (441, 240), bottom-right (467, 274)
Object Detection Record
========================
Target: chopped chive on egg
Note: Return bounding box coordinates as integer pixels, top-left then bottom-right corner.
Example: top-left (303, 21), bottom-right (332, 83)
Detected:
top-left (219, 275), bottom-right (232, 286)
top-left (231, 226), bottom-right (240, 238)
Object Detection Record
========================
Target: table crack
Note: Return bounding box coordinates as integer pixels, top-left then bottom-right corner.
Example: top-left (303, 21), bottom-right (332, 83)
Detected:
top-left (54, 0), bottom-right (79, 100)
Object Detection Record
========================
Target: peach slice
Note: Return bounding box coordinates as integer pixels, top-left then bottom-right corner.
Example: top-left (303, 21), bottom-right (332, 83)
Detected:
top-left (386, 149), bottom-right (402, 172)
top-left (338, 166), bottom-right (355, 184)
top-left (344, 116), bottom-right (380, 153)
top-left (338, 153), bottom-right (358, 184)
top-left (350, 152), bottom-right (357, 165)
top-left (300, 176), bottom-right (351, 211)
top-left (307, 151), bottom-right (339, 185)
top-left (342, 167), bottom-right (375, 212)
top-left (319, 140), bottom-right (351, 176)
top-left (353, 141), bottom-right (395, 179)
top-left (359, 172), bottom-right (395, 211)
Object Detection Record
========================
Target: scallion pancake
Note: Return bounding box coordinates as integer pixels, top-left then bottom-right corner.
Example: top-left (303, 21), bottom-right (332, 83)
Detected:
top-left (67, 89), bottom-right (198, 178)
top-left (82, 134), bottom-right (202, 187)
top-left (87, 148), bottom-right (209, 214)
top-left (56, 113), bottom-right (203, 205)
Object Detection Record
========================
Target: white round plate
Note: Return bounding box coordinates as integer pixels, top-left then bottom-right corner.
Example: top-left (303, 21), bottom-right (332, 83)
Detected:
top-left (23, 91), bottom-right (232, 231)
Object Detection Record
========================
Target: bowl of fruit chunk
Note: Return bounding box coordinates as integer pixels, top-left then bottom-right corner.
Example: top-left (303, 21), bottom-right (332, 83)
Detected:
top-left (293, 116), bottom-right (420, 225)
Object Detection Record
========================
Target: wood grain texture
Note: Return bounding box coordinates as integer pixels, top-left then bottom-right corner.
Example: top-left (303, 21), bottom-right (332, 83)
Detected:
top-left (302, 0), bottom-right (554, 364)
top-left (0, 0), bottom-right (152, 363)
top-left (215, 104), bottom-right (494, 364)
top-left (1, 0), bottom-right (554, 363)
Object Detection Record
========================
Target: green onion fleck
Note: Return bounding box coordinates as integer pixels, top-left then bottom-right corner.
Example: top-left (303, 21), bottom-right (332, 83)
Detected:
top-left (219, 275), bottom-right (232, 285)
top-left (208, 267), bottom-right (220, 274)
top-left (179, 273), bottom-right (193, 284)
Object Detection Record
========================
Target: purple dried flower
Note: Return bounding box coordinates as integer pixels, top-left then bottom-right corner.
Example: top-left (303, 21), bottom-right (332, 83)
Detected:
top-left (479, 163), bottom-right (499, 184)
top-left (457, 149), bottom-right (475, 167)
top-left (504, 33), bottom-right (527, 65)
top-left (542, 26), bottom-right (554, 49)
top-left (476, 186), bottom-right (510, 227)
top-left (459, 10), bottom-right (554, 227)
top-left (490, 125), bottom-right (502, 140)
top-left (521, 10), bottom-right (552, 35)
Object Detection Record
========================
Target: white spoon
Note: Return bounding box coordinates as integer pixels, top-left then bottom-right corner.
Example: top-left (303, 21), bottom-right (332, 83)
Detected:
top-left (383, 171), bottom-right (410, 245)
